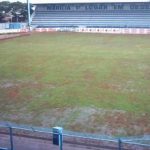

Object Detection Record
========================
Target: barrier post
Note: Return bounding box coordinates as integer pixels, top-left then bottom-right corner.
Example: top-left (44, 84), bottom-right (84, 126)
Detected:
top-left (9, 127), bottom-right (14, 150)
top-left (53, 127), bottom-right (63, 150)
top-left (118, 138), bottom-right (122, 150)
top-left (27, 0), bottom-right (31, 30)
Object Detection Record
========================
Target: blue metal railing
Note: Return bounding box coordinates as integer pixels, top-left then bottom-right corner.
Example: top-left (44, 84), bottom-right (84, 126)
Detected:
top-left (0, 148), bottom-right (8, 150)
top-left (0, 122), bottom-right (149, 150)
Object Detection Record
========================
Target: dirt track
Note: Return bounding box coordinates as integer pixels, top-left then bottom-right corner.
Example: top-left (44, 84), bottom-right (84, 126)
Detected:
top-left (0, 133), bottom-right (114, 150)
top-left (0, 33), bottom-right (30, 41)
top-left (0, 132), bottom-right (149, 150)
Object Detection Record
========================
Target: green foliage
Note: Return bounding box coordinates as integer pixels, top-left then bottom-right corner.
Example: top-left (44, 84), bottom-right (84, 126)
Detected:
top-left (0, 1), bottom-right (11, 13)
top-left (0, 1), bottom-right (33, 22)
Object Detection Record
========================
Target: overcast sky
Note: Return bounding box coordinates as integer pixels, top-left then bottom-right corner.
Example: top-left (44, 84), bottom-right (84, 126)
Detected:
top-left (0, 0), bottom-right (149, 3)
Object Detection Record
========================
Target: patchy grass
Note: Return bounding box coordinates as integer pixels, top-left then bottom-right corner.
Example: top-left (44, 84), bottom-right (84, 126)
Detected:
top-left (0, 32), bottom-right (150, 136)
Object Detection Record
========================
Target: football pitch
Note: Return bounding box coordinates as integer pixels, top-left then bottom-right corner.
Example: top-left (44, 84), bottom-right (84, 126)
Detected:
top-left (0, 32), bottom-right (150, 136)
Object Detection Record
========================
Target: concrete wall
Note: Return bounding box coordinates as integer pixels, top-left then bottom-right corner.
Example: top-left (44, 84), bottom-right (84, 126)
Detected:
top-left (34, 27), bottom-right (150, 34)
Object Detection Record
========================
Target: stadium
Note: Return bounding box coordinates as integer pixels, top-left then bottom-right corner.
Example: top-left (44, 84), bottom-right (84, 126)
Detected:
top-left (29, 0), bottom-right (150, 34)
top-left (31, 0), bottom-right (150, 28)
top-left (0, 0), bottom-right (150, 150)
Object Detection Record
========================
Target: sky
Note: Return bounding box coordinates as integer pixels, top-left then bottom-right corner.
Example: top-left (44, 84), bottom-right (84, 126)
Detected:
top-left (0, 0), bottom-right (149, 3)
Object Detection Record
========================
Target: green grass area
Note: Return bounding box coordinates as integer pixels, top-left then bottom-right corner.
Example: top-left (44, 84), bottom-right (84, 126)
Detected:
top-left (0, 32), bottom-right (150, 136)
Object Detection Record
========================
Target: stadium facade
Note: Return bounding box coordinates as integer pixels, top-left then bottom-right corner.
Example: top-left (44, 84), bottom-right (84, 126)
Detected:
top-left (30, 0), bottom-right (150, 34)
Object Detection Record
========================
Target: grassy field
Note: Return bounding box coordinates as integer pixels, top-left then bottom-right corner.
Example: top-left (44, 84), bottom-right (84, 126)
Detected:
top-left (0, 32), bottom-right (150, 136)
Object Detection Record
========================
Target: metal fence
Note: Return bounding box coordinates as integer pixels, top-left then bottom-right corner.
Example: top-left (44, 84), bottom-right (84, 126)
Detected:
top-left (0, 122), bottom-right (150, 150)
top-left (0, 23), bottom-right (27, 30)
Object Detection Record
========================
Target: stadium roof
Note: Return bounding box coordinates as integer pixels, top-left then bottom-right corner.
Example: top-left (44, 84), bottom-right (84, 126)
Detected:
top-left (32, 0), bottom-right (150, 4)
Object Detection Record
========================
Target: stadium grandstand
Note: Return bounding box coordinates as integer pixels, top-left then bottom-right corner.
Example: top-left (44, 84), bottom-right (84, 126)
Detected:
top-left (31, 0), bottom-right (150, 29)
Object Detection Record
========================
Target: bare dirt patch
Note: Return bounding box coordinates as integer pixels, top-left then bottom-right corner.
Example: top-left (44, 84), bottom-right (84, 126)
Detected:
top-left (99, 82), bottom-right (120, 90)
top-left (88, 110), bottom-right (150, 136)
top-left (83, 70), bottom-right (95, 81)
top-left (8, 87), bottom-right (20, 99)
top-left (15, 107), bottom-right (149, 136)
top-left (0, 80), bottom-right (56, 103)
top-left (0, 80), bottom-right (56, 90)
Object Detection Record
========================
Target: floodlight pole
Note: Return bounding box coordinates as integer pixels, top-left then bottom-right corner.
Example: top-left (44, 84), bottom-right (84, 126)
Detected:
top-left (27, 0), bottom-right (31, 30)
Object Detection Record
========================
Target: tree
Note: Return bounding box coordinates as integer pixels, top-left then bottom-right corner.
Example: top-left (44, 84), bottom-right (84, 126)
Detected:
top-left (0, 1), bottom-right (33, 22)
top-left (0, 1), bottom-right (11, 13)
top-left (0, 1), bottom-right (11, 22)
